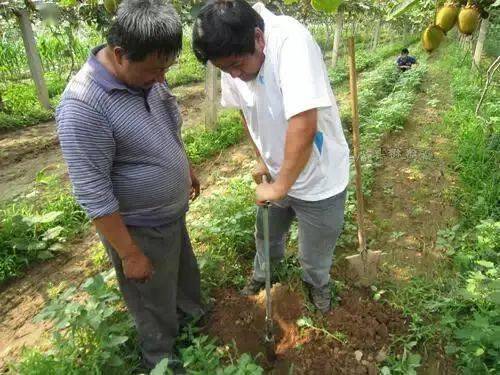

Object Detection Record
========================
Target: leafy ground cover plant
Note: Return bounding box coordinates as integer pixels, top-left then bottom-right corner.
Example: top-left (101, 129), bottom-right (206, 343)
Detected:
top-left (0, 170), bottom-right (88, 283)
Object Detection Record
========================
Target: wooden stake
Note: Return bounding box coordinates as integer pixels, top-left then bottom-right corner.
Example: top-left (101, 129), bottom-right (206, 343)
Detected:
top-left (14, 8), bottom-right (51, 110)
top-left (331, 9), bottom-right (344, 68)
top-left (205, 62), bottom-right (218, 129)
top-left (347, 37), bottom-right (367, 254)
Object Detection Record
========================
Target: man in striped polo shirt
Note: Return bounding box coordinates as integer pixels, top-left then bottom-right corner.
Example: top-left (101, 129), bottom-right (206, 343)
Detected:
top-left (56, 0), bottom-right (202, 371)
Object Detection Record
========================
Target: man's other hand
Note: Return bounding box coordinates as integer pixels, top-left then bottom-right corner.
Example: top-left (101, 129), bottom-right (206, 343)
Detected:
top-left (122, 252), bottom-right (154, 282)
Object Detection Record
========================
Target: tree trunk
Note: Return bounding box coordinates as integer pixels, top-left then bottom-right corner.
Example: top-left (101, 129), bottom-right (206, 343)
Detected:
top-left (331, 9), bottom-right (344, 68)
top-left (352, 20), bottom-right (358, 37)
top-left (472, 18), bottom-right (489, 70)
top-left (204, 62), bottom-right (218, 129)
top-left (371, 18), bottom-right (382, 51)
top-left (14, 8), bottom-right (51, 110)
top-left (325, 22), bottom-right (332, 54)
top-left (403, 24), bottom-right (410, 45)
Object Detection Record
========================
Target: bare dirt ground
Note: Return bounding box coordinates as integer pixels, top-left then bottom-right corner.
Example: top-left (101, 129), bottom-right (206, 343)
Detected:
top-left (365, 57), bottom-right (457, 281)
top-left (208, 284), bottom-right (407, 375)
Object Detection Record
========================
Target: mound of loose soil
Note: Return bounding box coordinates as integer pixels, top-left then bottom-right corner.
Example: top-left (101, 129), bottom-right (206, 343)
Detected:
top-left (206, 284), bottom-right (408, 374)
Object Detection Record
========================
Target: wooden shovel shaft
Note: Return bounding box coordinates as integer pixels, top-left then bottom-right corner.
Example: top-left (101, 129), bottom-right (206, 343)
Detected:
top-left (347, 37), bottom-right (367, 253)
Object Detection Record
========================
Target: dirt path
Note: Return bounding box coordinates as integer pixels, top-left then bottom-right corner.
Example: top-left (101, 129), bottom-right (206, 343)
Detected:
top-left (365, 56), bottom-right (456, 281)
top-left (363, 56), bottom-right (457, 373)
top-left (0, 82), bottom-right (206, 204)
top-left (0, 138), bottom-right (255, 371)
top-left (0, 231), bottom-right (101, 369)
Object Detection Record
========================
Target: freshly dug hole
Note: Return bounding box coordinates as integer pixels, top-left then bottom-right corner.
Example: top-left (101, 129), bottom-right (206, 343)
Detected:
top-left (206, 285), bottom-right (409, 374)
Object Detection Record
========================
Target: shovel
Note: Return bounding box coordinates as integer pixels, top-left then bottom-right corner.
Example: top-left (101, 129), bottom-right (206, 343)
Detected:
top-left (344, 37), bottom-right (382, 287)
top-left (261, 176), bottom-right (276, 361)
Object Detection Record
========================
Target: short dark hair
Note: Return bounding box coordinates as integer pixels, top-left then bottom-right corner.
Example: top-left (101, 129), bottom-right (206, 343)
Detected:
top-left (107, 0), bottom-right (183, 62)
top-left (401, 48), bottom-right (409, 54)
top-left (192, 0), bottom-right (265, 64)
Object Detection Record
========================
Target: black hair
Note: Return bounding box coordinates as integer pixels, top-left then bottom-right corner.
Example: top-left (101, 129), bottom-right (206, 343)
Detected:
top-left (192, 0), bottom-right (265, 64)
top-left (401, 48), bottom-right (409, 54)
top-left (107, 0), bottom-right (183, 62)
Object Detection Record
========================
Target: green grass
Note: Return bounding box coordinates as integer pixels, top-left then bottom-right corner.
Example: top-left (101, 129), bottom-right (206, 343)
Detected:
top-left (189, 176), bottom-right (256, 296)
top-left (166, 37), bottom-right (206, 88)
top-left (432, 44), bottom-right (499, 374)
top-left (328, 38), bottom-right (419, 87)
top-left (0, 171), bottom-right (88, 283)
top-left (0, 72), bottom-right (65, 131)
top-left (0, 36), bottom-right (205, 132)
top-left (183, 110), bottom-right (245, 165)
top-left (339, 59), bottom-right (401, 128)
top-left (350, 60), bottom-right (427, 197)
top-left (0, 25), bottom-right (102, 82)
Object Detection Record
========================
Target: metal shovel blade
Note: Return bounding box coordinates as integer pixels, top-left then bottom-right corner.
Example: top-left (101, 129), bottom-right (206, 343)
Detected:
top-left (345, 250), bottom-right (383, 287)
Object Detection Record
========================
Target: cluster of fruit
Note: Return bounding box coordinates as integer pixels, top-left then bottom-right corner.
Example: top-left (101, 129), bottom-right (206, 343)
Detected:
top-left (422, 1), bottom-right (481, 52)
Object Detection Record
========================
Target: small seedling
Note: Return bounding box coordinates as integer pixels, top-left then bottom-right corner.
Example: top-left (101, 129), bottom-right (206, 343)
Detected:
top-left (297, 317), bottom-right (347, 344)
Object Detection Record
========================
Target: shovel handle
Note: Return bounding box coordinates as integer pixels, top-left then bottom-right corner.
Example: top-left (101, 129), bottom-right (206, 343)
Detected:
top-left (348, 37), bottom-right (367, 254)
top-left (261, 175), bottom-right (273, 339)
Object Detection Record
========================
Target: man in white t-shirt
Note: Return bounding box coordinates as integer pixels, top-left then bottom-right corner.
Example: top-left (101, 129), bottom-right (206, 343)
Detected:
top-left (193, 0), bottom-right (349, 312)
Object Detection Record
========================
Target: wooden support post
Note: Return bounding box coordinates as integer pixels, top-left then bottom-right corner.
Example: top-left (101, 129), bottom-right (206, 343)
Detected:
top-left (205, 62), bottom-right (218, 129)
top-left (472, 18), bottom-right (489, 70)
top-left (347, 37), bottom-right (366, 253)
top-left (15, 8), bottom-right (51, 110)
top-left (371, 18), bottom-right (381, 51)
top-left (331, 9), bottom-right (344, 68)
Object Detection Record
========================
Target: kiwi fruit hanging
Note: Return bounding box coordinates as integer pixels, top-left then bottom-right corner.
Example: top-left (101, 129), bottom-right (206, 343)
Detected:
top-left (436, 2), bottom-right (460, 33)
top-left (422, 25), bottom-right (445, 52)
top-left (458, 2), bottom-right (481, 35)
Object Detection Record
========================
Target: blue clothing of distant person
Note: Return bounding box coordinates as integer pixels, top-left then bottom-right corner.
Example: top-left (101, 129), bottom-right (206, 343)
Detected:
top-left (396, 48), bottom-right (417, 71)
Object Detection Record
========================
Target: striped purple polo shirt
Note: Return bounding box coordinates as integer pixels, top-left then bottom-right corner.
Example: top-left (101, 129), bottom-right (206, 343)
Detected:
top-left (56, 46), bottom-right (191, 227)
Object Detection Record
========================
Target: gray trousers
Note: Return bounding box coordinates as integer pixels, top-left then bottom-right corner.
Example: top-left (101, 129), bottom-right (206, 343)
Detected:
top-left (100, 216), bottom-right (202, 369)
top-left (253, 189), bottom-right (347, 288)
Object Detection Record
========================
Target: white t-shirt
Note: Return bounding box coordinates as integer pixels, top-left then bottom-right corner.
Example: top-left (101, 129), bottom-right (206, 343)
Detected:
top-left (221, 3), bottom-right (349, 201)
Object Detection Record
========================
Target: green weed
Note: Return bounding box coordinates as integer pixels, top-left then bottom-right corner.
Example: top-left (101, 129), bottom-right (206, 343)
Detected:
top-left (12, 271), bottom-right (141, 374)
top-left (189, 176), bottom-right (256, 294)
top-left (297, 316), bottom-right (348, 344)
top-left (166, 37), bottom-right (206, 88)
top-left (183, 110), bottom-right (244, 165)
top-left (0, 171), bottom-right (88, 283)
